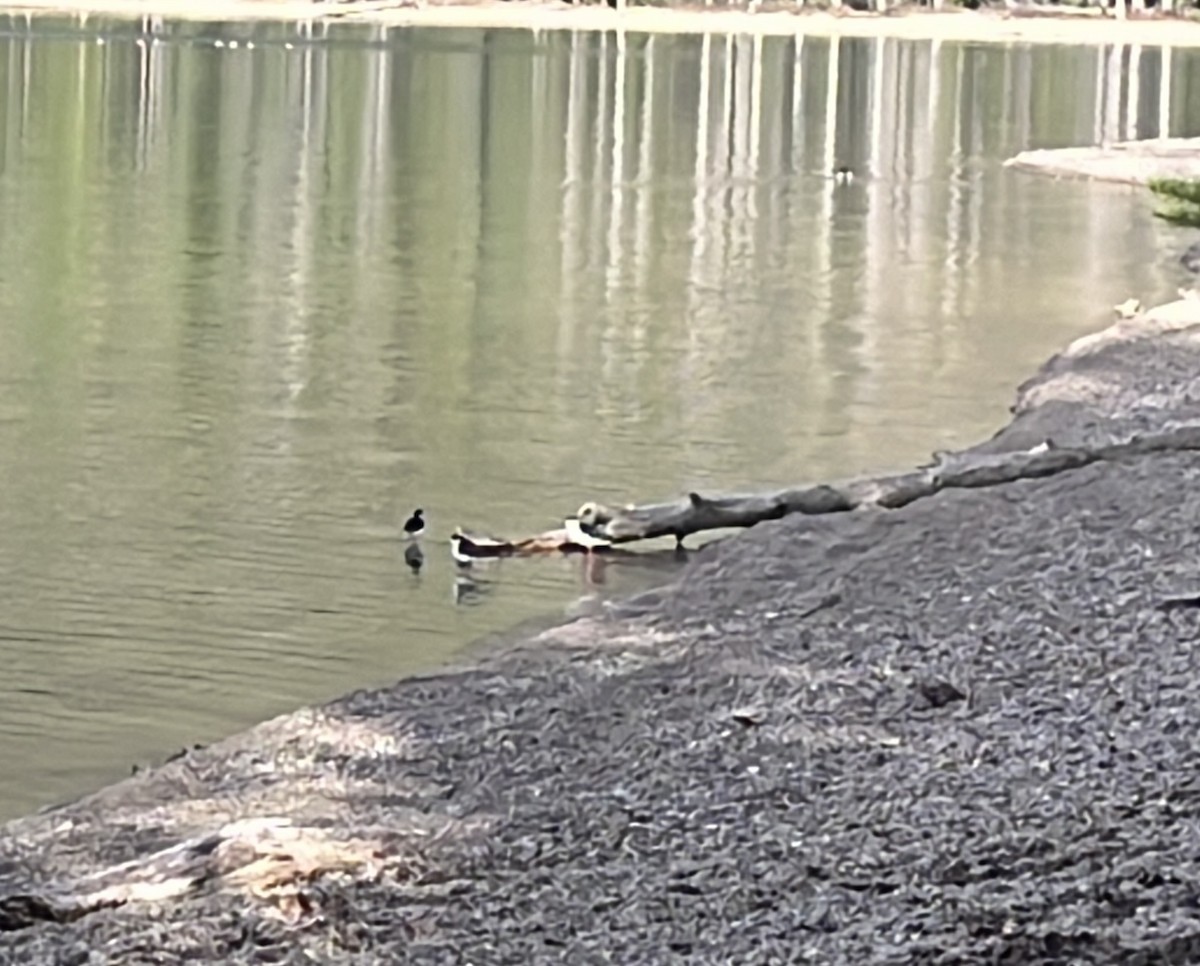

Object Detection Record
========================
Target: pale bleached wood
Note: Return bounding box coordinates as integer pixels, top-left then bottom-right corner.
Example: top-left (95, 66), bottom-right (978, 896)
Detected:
top-left (0, 819), bottom-right (387, 929)
top-left (570, 445), bottom-right (1106, 546)
top-left (459, 417), bottom-right (1200, 555)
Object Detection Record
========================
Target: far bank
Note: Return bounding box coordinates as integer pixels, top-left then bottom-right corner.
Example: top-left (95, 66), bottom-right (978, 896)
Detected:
top-left (5, 0), bottom-right (1200, 47)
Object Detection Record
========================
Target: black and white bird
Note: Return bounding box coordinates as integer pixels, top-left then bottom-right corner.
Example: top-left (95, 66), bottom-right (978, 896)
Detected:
top-left (449, 528), bottom-right (510, 566)
top-left (449, 531), bottom-right (474, 566)
top-left (564, 515), bottom-right (612, 552)
top-left (403, 508), bottom-right (425, 539)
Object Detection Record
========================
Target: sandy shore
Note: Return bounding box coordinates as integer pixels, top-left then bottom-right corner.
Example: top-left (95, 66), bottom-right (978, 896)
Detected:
top-left (7, 0), bottom-right (1200, 47)
top-left (1009, 137), bottom-right (1200, 184)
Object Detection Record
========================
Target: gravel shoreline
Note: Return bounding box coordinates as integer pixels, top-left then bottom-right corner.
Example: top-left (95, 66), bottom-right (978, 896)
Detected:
top-left (4, 297), bottom-right (1200, 963)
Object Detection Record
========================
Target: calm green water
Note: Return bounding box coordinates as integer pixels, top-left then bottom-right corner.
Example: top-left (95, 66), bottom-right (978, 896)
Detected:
top-left (0, 16), bottom-right (1196, 819)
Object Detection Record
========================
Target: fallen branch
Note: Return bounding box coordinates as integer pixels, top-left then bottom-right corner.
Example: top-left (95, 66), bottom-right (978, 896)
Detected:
top-left (576, 485), bottom-right (850, 546)
top-left (572, 443), bottom-right (1095, 546)
top-left (451, 421), bottom-right (1200, 555)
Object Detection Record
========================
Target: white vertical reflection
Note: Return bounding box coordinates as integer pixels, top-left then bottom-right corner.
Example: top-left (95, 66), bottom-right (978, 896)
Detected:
top-left (941, 44), bottom-right (966, 319)
top-left (869, 36), bottom-right (886, 181)
top-left (817, 36), bottom-right (839, 319)
top-left (729, 35), bottom-right (762, 271)
top-left (710, 33), bottom-right (734, 285)
top-left (1092, 44), bottom-right (1106, 145)
top-left (683, 34), bottom-right (718, 467)
top-left (134, 15), bottom-right (163, 172)
top-left (358, 26), bottom-right (390, 239)
top-left (790, 35), bottom-right (805, 173)
top-left (632, 36), bottom-right (655, 293)
top-left (865, 36), bottom-right (891, 371)
top-left (601, 31), bottom-right (633, 405)
top-left (275, 33), bottom-right (327, 413)
top-left (557, 31), bottom-right (587, 371)
top-left (1103, 44), bottom-right (1122, 145)
top-left (590, 32), bottom-right (610, 278)
top-left (688, 33), bottom-right (713, 298)
top-left (605, 31), bottom-right (627, 299)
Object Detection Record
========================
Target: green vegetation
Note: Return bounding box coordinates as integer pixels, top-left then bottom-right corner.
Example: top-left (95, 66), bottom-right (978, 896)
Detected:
top-left (1148, 178), bottom-right (1200, 228)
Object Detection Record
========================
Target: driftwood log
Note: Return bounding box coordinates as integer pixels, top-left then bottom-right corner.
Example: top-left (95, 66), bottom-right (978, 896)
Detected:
top-left (456, 422), bottom-right (1200, 556)
top-left (0, 818), bottom-right (400, 931)
top-left (568, 444), bottom-right (1085, 547)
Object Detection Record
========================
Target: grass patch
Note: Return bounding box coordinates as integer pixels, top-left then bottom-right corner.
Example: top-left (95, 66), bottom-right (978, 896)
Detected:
top-left (1149, 178), bottom-right (1200, 229)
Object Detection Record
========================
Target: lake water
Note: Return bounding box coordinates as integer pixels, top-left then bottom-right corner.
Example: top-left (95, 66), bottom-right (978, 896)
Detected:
top-left (0, 15), bottom-right (1197, 820)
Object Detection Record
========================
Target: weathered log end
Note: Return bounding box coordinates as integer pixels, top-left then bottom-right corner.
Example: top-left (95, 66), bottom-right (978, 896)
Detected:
top-left (0, 819), bottom-right (390, 932)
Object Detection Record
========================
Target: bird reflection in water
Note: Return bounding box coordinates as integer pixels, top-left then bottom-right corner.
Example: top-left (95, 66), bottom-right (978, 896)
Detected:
top-left (403, 543), bottom-right (424, 575)
top-left (579, 550), bottom-right (609, 586)
top-left (453, 572), bottom-right (493, 606)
